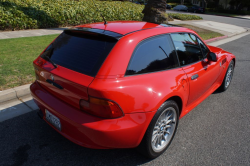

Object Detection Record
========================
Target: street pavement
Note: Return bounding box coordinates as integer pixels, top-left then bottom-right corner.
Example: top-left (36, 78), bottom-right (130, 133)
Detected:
top-left (1, 13), bottom-right (250, 165)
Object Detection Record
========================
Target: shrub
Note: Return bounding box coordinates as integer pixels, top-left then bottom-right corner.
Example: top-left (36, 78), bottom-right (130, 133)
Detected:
top-left (0, 0), bottom-right (202, 31)
top-left (0, 0), bottom-right (144, 30)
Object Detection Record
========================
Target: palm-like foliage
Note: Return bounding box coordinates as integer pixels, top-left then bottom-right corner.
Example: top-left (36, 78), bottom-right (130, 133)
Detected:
top-left (142, 0), bottom-right (168, 24)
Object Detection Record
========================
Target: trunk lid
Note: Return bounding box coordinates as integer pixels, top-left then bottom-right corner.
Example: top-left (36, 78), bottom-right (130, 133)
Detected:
top-left (33, 30), bottom-right (118, 109)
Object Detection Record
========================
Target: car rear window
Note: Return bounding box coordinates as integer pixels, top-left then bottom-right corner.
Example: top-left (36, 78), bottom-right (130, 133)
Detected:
top-left (43, 30), bottom-right (117, 77)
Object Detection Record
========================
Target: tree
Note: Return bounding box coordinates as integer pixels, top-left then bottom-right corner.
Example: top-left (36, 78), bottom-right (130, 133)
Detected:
top-left (230, 0), bottom-right (250, 10)
top-left (142, 0), bottom-right (167, 24)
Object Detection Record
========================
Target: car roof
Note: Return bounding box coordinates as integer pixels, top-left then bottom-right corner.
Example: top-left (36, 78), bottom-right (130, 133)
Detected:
top-left (74, 21), bottom-right (165, 35)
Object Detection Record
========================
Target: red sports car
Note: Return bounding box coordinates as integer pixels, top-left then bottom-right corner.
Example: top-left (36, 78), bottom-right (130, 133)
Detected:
top-left (30, 21), bottom-right (235, 158)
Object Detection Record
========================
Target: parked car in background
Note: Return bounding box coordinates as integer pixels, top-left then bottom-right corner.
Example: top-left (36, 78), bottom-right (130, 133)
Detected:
top-left (173, 5), bottom-right (188, 11)
top-left (31, 21), bottom-right (235, 159)
top-left (166, 4), bottom-right (172, 9)
top-left (188, 5), bottom-right (205, 13)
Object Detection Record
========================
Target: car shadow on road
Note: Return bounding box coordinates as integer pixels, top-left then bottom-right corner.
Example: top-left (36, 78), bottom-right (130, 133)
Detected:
top-left (0, 111), bottom-right (152, 166)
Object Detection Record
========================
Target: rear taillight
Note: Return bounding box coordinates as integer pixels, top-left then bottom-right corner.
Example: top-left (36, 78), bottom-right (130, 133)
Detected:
top-left (80, 97), bottom-right (124, 119)
top-left (34, 56), bottom-right (46, 67)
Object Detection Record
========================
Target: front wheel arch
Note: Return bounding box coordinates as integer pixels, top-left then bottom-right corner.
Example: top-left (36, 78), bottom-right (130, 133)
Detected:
top-left (167, 96), bottom-right (183, 116)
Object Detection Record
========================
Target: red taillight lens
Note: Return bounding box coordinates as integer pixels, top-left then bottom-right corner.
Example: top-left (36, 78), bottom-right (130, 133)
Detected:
top-left (80, 97), bottom-right (124, 119)
top-left (34, 56), bottom-right (46, 67)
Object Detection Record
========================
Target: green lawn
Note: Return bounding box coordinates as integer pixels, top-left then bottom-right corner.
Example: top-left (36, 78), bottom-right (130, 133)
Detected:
top-left (178, 24), bottom-right (224, 40)
top-left (0, 34), bottom-right (59, 90)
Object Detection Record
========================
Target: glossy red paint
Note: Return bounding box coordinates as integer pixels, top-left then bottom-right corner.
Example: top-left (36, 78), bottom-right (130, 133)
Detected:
top-left (75, 21), bottom-right (163, 35)
top-left (30, 21), bottom-right (235, 149)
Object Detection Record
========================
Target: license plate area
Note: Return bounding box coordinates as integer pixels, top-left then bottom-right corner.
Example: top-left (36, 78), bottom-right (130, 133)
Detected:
top-left (45, 109), bottom-right (61, 131)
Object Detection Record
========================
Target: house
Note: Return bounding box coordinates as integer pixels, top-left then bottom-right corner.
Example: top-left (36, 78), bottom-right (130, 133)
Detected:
top-left (189, 0), bottom-right (207, 8)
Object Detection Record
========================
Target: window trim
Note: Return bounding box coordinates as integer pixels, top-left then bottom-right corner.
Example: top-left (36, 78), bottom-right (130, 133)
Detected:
top-left (124, 34), bottom-right (181, 77)
top-left (196, 35), bottom-right (210, 59)
top-left (169, 32), bottom-right (210, 67)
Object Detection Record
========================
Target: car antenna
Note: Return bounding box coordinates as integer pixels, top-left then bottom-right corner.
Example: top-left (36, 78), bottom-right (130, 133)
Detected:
top-left (91, 0), bottom-right (107, 25)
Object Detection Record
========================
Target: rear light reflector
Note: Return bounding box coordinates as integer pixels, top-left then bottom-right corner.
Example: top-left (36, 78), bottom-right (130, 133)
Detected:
top-left (80, 97), bottom-right (124, 119)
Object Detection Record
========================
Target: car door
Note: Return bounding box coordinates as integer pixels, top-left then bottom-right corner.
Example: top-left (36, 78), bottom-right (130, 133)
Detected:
top-left (171, 33), bottom-right (220, 105)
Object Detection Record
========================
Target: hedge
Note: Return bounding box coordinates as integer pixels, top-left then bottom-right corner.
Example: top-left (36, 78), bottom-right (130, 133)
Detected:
top-left (0, 0), bottom-right (144, 30)
top-left (0, 0), bottom-right (202, 31)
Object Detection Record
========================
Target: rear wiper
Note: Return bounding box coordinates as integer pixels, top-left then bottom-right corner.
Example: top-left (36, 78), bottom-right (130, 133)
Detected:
top-left (44, 55), bottom-right (58, 68)
top-left (41, 48), bottom-right (58, 68)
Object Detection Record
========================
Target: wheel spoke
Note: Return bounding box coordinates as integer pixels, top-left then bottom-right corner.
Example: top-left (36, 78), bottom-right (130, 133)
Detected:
top-left (165, 130), bottom-right (170, 134)
top-left (154, 126), bottom-right (160, 130)
top-left (152, 130), bottom-right (158, 136)
top-left (166, 119), bottom-right (172, 125)
top-left (165, 125), bottom-right (171, 129)
top-left (152, 134), bottom-right (158, 143)
top-left (157, 135), bottom-right (162, 146)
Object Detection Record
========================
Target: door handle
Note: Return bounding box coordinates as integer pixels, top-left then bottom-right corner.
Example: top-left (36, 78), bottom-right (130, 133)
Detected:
top-left (191, 74), bottom-right (199, 80)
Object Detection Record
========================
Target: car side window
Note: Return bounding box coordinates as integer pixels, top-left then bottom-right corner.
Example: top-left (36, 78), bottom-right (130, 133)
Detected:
top-left (171, 33), bottom-right (203, 66)
top-left (197, 38), bottom-right (209, 58)
top-left (126, 34), bottom-right (179, 76)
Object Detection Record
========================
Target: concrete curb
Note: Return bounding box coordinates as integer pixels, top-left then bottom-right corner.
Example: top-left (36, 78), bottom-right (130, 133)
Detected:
top-left (0, 84), bottom-right (31, 103)
top-left (204, 35), bottom-right (228, 43)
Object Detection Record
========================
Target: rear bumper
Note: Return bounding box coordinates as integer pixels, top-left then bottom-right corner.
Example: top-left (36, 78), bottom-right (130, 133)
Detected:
top-left (30, 81), bottom-right (155, 149)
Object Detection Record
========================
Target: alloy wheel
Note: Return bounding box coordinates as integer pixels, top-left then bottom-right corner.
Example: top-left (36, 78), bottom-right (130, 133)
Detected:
top-left (151, 107), bottom-right (177, 152)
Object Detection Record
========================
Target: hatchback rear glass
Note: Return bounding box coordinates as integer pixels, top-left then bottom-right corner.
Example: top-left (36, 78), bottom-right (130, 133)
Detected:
top-left (42, 30), bottom-right (117, 77)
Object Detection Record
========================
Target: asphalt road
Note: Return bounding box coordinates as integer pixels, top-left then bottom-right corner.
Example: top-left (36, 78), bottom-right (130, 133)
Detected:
top-left (167, 10), bottom-right (250, 28)
top-left (1, 27), bottom-right (250, 166)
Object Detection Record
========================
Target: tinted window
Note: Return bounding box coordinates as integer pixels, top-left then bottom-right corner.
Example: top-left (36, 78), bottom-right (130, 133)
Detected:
top-left (126, 35), bottom-right (179, 75)
top-left (171, 33), bottom-right (203, 66)
top-left (197, 38), bottom-right (209, 58)
top-left (42, 31), bottom-right (117, 77)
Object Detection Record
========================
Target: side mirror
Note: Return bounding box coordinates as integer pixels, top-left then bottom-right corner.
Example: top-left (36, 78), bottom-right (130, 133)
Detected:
top-left (207, 52), bottom-right (217, 62)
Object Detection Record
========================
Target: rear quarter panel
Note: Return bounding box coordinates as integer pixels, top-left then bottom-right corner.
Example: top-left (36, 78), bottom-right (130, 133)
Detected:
top-left (88, 68), bottom-right (188, 114)
top-left (90, 27), bottom-right (200, 115)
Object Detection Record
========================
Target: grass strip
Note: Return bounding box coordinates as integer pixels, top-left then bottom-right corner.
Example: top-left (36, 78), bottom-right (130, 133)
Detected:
top-left (178, 24), bottom-right (224, 40)
top-left (0, 34), bottom-right (59, 90)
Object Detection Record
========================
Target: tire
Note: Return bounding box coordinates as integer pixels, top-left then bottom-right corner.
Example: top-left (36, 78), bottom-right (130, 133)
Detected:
top-left (219, 60), bottom-right (234, 92)
top-left (137, 100), bottom-right (179, 159)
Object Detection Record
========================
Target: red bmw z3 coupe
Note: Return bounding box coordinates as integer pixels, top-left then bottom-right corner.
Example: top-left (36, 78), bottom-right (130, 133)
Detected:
top-left (30, 21), bottom-right (235, 158)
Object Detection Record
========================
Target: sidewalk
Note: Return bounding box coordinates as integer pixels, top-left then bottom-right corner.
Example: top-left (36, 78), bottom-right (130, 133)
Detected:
top-left (169, 20), bottom-right (247, 37)
top-left (0, 28), bottom-right (66, 39)
top-left (236, 15), bottom-right (250, 20)
top-left (0, 20), bottom-right (248, 122)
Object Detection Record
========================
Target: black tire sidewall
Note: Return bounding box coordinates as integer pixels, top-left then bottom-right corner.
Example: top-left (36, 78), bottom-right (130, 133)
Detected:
top-left (221, 60), bottom-right (234, 91)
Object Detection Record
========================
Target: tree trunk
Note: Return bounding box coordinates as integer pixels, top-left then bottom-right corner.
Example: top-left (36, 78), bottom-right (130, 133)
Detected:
top-left (142, 0), bottom-right (167, 24)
